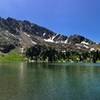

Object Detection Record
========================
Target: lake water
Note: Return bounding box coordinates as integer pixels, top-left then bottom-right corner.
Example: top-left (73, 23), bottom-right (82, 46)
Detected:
top-left (0, 62), bottom-right (100, 100)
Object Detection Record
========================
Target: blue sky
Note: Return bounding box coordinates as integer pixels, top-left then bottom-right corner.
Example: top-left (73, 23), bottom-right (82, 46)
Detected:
top-left (0, 0), bottom-right (100, 42)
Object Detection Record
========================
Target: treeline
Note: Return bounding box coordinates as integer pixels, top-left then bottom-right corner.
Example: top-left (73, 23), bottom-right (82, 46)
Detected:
top-left (26, 45), bottom-right (100, 63)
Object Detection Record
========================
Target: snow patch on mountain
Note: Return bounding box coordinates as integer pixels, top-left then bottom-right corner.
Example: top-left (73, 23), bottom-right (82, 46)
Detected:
top-left (44, 38), bottom-right (54, 43)
top-left (81, 41), bottom-right (89, 45)
top-left (83, 45), bottom-right (89, 49)
top-left (90, 48), bottom-right (95, 51)
top-left (24, 32), bottom-right (31, 37)
top-left (64, 39), bottom-right (68, 44)
top-left (43, 33), bottom-right (46, 36)
top-left (31, 40), bottom-right (37, 45)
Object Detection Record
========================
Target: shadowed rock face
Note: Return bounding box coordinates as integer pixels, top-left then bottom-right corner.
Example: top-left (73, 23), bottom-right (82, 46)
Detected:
top-left (0, 17), bottom-right (96, 53)
top-left (0, 17), bottom-right (56, 52)
top-left (0, 17), bottom-right (56, 37)
top-left (68, 34), bottom-right (95, 44)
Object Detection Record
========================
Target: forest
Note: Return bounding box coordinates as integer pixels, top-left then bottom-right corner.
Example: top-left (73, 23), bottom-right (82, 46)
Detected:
top-left (26, 45), bottom-right (100, 63)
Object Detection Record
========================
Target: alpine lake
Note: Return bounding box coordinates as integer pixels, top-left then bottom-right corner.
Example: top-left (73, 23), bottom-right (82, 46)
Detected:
top-left (0, 62), bottom-right (100, 100)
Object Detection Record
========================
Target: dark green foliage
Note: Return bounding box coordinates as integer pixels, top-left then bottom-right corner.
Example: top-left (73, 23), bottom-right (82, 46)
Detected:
top-left (26, 45), bottom-right (100, 63)
top-left (26, 45), bottom-right (42, 60)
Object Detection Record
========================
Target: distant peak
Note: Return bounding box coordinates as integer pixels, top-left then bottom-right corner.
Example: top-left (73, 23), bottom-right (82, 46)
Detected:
top-left (7, 17), bottom-right (16, 21)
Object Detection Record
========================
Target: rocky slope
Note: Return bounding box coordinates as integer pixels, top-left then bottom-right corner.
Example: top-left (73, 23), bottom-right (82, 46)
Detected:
top-left (0, 17), bottom-right (99, 53)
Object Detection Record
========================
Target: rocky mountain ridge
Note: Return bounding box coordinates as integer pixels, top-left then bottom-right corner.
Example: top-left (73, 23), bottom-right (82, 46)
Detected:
top-left (0, 17), bottom-right (99, 53)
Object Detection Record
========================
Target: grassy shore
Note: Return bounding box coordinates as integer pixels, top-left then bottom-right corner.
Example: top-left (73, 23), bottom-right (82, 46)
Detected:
top-left (0, 50), bottom-right (26, 62)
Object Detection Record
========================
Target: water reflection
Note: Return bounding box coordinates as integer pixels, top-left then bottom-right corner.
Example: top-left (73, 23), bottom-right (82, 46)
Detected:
top-left (19, 62), bottom-right (25, 81)
top-left (0, 63), bottom-right (100, 100)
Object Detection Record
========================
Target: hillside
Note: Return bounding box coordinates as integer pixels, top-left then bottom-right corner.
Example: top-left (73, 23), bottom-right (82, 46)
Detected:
top-left (0, 17), bottom-right (99, 54)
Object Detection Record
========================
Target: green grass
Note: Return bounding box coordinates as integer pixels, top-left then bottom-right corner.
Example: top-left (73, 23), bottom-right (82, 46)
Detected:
top-left (0, 50), bottom-right (26, 62)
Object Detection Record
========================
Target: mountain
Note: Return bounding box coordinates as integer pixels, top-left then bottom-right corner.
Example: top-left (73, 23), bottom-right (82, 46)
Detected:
top-left (0, 17), bottom-right (98, 53)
